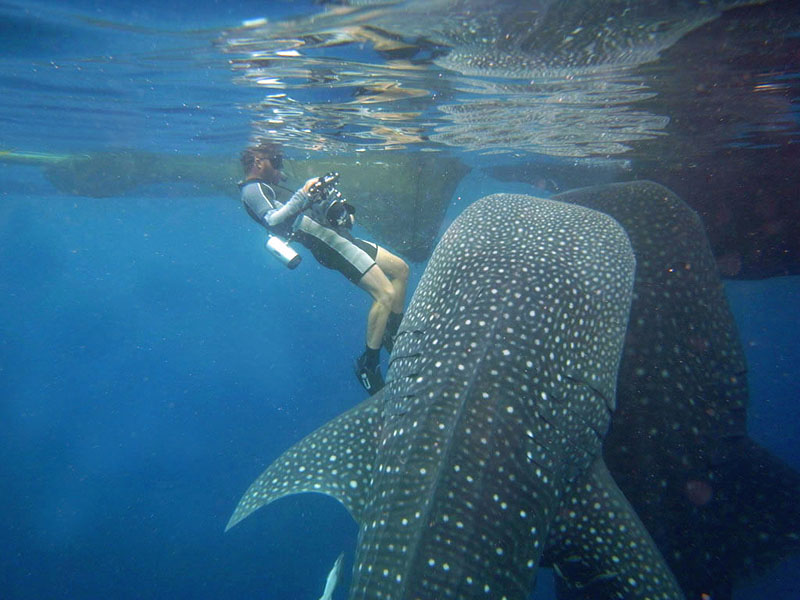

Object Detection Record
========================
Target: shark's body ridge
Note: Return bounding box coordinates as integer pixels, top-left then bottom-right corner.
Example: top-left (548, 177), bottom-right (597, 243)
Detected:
top-left (227, 190), bottom-right (685, 599)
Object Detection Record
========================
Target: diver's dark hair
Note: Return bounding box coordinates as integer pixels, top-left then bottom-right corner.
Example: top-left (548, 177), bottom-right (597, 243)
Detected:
top-left (240, 141), bottom-right (283, 173)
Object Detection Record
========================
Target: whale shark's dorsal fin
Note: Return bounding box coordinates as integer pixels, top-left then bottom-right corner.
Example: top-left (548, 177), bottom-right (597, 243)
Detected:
top-left (225, 391), bottom-right (384, 531)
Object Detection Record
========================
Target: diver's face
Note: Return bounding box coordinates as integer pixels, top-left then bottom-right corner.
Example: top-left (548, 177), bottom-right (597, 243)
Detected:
top-left (254, 153), bottom-right (282, 184)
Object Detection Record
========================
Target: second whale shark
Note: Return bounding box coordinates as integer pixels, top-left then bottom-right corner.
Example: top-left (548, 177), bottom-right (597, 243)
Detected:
top-left (555, 181), bottom-right (800, 599)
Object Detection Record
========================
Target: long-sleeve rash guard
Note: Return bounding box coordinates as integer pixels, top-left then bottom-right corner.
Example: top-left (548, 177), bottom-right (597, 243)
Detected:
top-left (239, 179), bottom-right (311, 234)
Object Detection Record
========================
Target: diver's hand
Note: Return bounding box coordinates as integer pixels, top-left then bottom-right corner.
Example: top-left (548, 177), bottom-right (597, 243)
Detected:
top-left (302, 176), bottom-right (322, 195)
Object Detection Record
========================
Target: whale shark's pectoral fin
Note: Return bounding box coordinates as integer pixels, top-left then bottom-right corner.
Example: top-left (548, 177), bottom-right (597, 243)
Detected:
top-left (225, 392), bottom-right (384, 531)
top-left (545, 457), bottom-right (685, 600)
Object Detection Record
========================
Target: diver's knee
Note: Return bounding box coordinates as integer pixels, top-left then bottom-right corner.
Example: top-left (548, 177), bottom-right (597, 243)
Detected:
top-left (374, 278), bottom-right (395, 308)
top-left (396, 259), bottom-right (410, 282)
top-left (377, 247), bottom-right (409, 281)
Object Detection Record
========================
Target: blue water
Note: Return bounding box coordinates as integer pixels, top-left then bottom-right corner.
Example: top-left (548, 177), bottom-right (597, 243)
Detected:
top-left (1, 2), bottom-right (799, 599)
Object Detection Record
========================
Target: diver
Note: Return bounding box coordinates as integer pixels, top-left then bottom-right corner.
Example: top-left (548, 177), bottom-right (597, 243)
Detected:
top-left (238, 141), bottom-right (408, 395)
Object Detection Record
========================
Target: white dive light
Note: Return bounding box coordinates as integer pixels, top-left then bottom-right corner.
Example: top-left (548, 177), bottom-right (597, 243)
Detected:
top-left (265, 235), bottom-right (301, 269)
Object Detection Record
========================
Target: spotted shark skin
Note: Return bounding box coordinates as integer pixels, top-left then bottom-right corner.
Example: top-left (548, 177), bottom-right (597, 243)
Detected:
top-left (227, 193), bottom-right (684, 599)
top-left (554, 181), bottom-right (800, 599)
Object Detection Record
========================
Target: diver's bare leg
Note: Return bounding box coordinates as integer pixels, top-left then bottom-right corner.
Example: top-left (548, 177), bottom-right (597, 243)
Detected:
top-left (374, 247), bottom-right (409, 313)
top-left (358, 266), bottom-right (395, 349)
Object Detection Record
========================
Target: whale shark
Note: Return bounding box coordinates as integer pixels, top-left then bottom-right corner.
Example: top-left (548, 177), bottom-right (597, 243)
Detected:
top-left (554, 181), bottom-right (800, 599)
top-left (226, 192), bottom-right (685, 599)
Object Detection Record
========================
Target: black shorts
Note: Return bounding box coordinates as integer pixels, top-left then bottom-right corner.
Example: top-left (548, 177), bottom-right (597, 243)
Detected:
top-left (294, 216), bottom-right (378, 283)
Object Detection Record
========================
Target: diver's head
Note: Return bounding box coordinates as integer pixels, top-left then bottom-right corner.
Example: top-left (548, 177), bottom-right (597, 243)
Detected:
top-left (241, 140), bottom-right (284, 185)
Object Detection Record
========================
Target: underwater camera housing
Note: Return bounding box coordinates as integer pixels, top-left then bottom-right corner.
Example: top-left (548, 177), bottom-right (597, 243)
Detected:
top-left (309, 172), bottom-right (355, 229)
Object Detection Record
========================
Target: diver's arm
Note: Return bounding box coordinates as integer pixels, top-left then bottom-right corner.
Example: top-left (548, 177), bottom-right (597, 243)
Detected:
top-left (264, 177), bottom-right (319, 227)
top-left (264, 188), bottom-right (309, 226)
